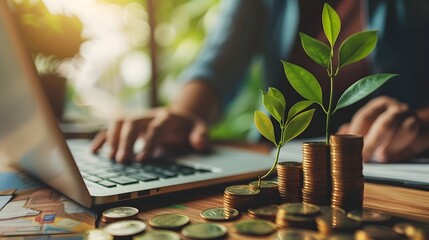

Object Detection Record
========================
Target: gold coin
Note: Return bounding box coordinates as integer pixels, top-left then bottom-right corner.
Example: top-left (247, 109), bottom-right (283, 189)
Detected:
top-left (346, 209), bottom-right (391, 223)
top-left (181, 223), bottom-right (227, 239)
top-left (276, 229), bottom-right (323, 240)
top-left (355, 225), bottom-right (403, 240)
top-left (101, 206), bottom-right (139, 223)
top-left (133, 230), bottom-right (180, 240)
top-left (233, 219), bottom-right (276, 236)
top-left (149, 213), bottom-right (190, 229)
top-left (248, 205), bottom-right (278, 219)
top-left (85, 229), bottom-right (113, 240)
top-left (278, 203), bottom-right (320, 216)
top-left (104, 220), bottom-right (146, 237)
top-left (225, 185), bottom-right (260, 195)
top-left (200, 207), bottom-right (239, 221)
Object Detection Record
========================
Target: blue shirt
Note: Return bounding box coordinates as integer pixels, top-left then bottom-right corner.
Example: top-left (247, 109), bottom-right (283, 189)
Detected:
top-left (179, 0), bottom-right (429, 112)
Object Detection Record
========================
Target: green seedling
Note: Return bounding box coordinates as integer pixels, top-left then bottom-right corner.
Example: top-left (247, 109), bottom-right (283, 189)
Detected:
top-left (282, 3), bottom-right (398, 143)
top-left (254, 87), bottom-right (315, 185)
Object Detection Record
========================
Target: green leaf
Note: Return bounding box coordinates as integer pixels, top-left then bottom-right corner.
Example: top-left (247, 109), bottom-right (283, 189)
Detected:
top-left (334, 73), bottom-right (398, 112)
top-left (300, 33), bottom-right (331, 68)
top-left (287, 100), bottom-right (313, 123)
top-left (283, 109), bottom-right (315, 143)
top-left (268, 87), bottom-right (286, 110)
top-left (262, 91), bottom-right (284, 123)
top-left (339, 30), bottom-right (377, 68)
top-left (282, 61), bottom-right (323, 105)
top-left (322, 3), bottom-right (341, 48)
top-left (254, 111), bottom-right (276, 144)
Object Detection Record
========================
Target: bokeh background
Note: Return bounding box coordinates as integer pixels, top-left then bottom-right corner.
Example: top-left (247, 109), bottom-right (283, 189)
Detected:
top-left (8, 0), bottom-right (263, 141)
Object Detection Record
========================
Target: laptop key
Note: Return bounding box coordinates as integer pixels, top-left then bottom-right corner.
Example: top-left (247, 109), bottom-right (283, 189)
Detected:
top-left (109, 176), bottom-right (139, 185)
top-left (84, 176), bottom-right (103, 182)
top-left (95, 172), bottom-right (121, 179)
top-left (127, 174), bottom-right (159, 182)
top-left (98, 180), bottom-right (117, 188)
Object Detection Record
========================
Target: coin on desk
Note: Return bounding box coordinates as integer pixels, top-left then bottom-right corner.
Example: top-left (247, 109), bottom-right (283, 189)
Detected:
top-left (233, 219), bottom-right (277, 236)
top-left (104, 220), bottom-right (147, 237)
top-left (355, 225), bottom-right (403, 240)
top-left (346, 209), bottom-right (391, 223)
top-left (182, 223), bottom-right (227, 240)
top-left (85, 229), bottom-right (113, 240)
top-left (278, 203), bottom-right (320, 216)
top-left (101, 206), bottom-right (139, 223)
top-left (276, 229), bottom-right (324, 240)
top-left (248, 205), bottom-right (278, 221)
top-left (149, 213), bottom-right (190, 229)
top-left (133, 230), bottom-right (180, 240)
top-left (200, 207), bottom-right (239, 221)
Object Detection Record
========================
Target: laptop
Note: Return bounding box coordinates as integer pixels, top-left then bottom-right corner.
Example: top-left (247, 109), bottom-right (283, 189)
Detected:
top-left (0, 2), bottom-right (272, 208)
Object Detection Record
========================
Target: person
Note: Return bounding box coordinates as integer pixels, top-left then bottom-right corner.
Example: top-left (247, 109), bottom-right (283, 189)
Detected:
top-left (91, 0), bottom-right (429, 163)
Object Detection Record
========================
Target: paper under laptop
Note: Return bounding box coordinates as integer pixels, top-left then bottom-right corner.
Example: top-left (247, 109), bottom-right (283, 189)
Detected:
top-left (277, 138), bottom-right (429, 190)
top-left (0, 2), bottom-right (273, 208)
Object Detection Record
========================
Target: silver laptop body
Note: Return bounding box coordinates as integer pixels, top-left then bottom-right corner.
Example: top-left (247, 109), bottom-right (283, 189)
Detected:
top-left (0, 2), bottom-right (272, 208)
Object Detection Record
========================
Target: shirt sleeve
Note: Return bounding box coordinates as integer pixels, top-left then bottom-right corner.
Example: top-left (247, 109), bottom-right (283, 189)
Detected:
top-left (178, 0), bottom-right (265, 110)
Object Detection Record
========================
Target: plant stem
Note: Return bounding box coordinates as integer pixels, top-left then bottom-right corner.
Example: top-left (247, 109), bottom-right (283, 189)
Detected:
top-left (260, 144), bottom-right (281, 180)
top-left (326, 75), bottom-right (333, 144)
top-left (326, 58), bottom-right (335, 144)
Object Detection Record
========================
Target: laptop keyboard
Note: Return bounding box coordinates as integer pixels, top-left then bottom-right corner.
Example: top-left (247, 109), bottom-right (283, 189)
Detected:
top-left (75, 155), bottom-right (212, 188)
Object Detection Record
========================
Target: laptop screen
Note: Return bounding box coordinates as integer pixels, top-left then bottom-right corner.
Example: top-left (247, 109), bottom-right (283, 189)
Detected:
top-left (0, 2), bottom-right (92, 207)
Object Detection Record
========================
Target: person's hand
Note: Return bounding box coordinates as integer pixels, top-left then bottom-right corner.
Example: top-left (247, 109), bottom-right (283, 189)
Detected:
top-left (338, 96), bottom-right (429, 163)
top-left (90, 108), bottom-right (209, 163)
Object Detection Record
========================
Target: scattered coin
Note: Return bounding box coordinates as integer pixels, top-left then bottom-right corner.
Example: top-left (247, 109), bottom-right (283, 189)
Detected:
top-left (393, 222), bottom-right (414, 236)
top-left (275, 229), bottom-right (324, 240)
top-left (85, 229), bottom-right (113, 240)
top-left (276, 203), bottom-right (318, 230)
top-left (233, 219), bottom-right (276, 236)
top-left (279, 203), bottom-right (320, 216)
top-left (316, 207), bottom-right (360, 234)
top-left (181, 223), bottom-right (227, 239)
top-left (149, 213), bottom-right (190, 229)
top-left (248, 205), bottom-right (278, 221)
top-left (347, 209), bottom-right (391, 223)
top-left (355, 225), bottom-right (404, 240)
top-left (101, 206), bottom-right (139, 223)
top-left (104, 220), bottom-right (147, 237)
top-left (200, 207), bottom-right (239, 221)
top-left (133, 230), bottom-right (180, 240)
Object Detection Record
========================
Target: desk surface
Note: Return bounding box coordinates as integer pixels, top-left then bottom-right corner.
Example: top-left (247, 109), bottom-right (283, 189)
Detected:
top-left (2, 142), bottom-right (428, 239)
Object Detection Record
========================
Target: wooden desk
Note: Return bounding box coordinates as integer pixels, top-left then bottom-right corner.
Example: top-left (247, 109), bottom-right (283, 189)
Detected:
top-left (94, 143), bottom-right (429, 239)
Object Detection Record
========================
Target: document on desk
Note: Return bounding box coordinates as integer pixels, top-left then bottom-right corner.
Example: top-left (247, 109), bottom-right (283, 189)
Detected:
top-left (0, 170), bottom-right (96, 236)
top-left (276, 138), bottom-right (429, 189)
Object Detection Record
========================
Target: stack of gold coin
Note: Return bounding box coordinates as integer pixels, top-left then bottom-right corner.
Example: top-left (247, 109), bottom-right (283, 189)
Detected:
top-left (276, 162), bottom-right (302, 202)
top-left (249, 180), bottom-right (280, 205)
top-left (248, 205), bottom-right (278, 221)
top-left (330, 134), bottom-right (364, 211)
top-left (275, 203), bottom-right (319, 230)
top-left (302, 142), bottom-right (331, 206)
top-left (223, 185), bottom-right (260, 211)
top-left (101, 206), bottom-right (139, 223)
